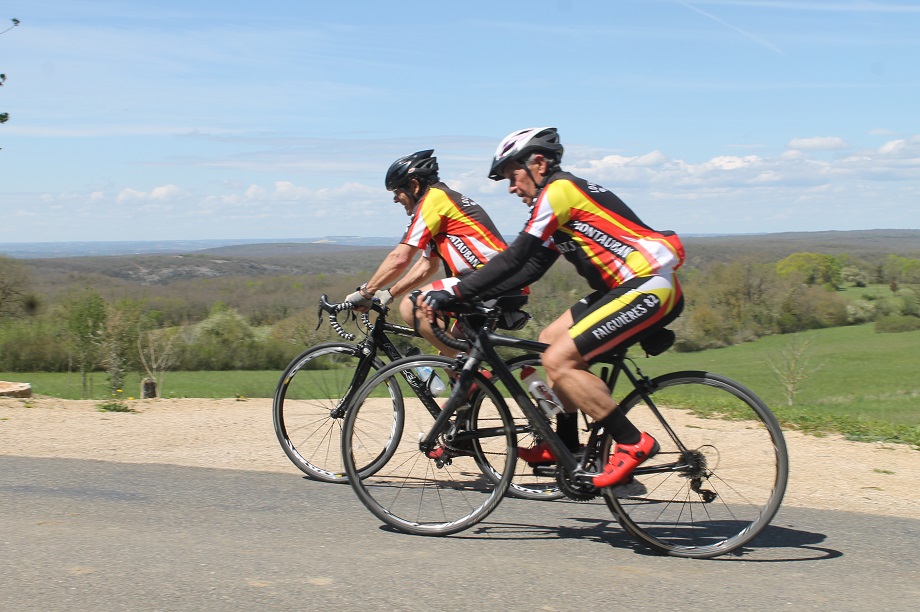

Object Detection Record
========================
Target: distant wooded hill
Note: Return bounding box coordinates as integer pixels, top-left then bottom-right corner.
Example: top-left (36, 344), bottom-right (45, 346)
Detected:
top-left (20, 244), bottom-right (393, 285)
top-left (16, 229), bottom-right (920, 287)
top-left (0, 236), bottom-right (398, 259)
top-left (680, 229), bottom-right (920, 267)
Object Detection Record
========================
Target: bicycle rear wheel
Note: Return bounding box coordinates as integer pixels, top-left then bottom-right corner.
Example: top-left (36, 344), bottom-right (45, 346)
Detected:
top-left (343, 356), bottom-right (517, 536)
top-left (602, 371), bottom-right (788, 558)
top-left (473, 355), bottom-right (571, 501)
top-left (273, 342), bottom-right (401, 483)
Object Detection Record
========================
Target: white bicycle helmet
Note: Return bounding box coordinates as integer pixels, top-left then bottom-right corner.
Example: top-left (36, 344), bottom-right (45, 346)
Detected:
top-left (488, 127), bottom-right (564, 181)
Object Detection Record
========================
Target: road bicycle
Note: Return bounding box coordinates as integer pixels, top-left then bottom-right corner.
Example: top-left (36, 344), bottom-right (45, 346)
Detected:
top-left (340, 295), bottom-right (789, 558)
top-left (273, 295), bottom-right (565, 499)
top-left (272, 295), bottom-right (418, 483)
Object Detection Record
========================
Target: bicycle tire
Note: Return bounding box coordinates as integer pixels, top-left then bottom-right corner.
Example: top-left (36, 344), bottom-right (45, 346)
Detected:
top-left (342, 355), bottom-right (517, 536)
top-left (602, 371), bottom-right (789, 558)
top-left (273, 342), bottom-right (403, 483)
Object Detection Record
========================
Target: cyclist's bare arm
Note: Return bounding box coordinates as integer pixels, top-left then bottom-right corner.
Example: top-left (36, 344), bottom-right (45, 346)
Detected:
top-left (389, 253), bottom-right (439, 298)
top-left (364, 243), bottom-right (420, 295)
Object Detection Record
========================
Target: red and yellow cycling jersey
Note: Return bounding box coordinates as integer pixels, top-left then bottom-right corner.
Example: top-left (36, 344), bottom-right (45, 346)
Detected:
top-left (401, 182), bottom-right (508, 277)
top-left (524, 172), bottom-right (685, 291)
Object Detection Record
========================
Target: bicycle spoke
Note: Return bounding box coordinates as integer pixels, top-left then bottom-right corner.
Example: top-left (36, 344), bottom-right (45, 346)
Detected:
top-left (274, 342), bottom-right (404, 482)
top-left (604, 371), bottom-right (788, 558)
top-left (343, 356), bottom-right (516, 536)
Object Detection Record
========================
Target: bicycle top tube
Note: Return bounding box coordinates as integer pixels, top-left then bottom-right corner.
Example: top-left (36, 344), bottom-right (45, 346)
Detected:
top-left (381, 321), bottom-right (416, 336)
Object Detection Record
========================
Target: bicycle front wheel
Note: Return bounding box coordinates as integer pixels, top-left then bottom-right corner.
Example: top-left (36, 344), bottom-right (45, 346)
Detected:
top-left (343, 356), bottom-right (517, 536)
top-left (603, 371), bottom-right (788, 558)
top-left (273, 342), bottom-right (400, 483)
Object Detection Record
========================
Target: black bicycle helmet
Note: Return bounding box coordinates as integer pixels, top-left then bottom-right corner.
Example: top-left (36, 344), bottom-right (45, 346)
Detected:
top-left (488, 127), bottom-right (564, 181)
top-left (385, 149), bottom-right (439, 191)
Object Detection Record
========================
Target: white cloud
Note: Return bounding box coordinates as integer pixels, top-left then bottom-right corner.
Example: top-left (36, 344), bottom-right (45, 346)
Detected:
top-left (116, 185), bottom-right (184, 203)
top-left (149, 185), bottom-right (182, 200)
top-left (878, 136), bottom-right (920, 157)
top-left (26, 134), bottom-right (920, 240)
top-left (244, 185), bottom-right (266, 200)
top-left (116, 188), bottom-right (146, 203)
top-left (787, 136), bottom-right (849, 151)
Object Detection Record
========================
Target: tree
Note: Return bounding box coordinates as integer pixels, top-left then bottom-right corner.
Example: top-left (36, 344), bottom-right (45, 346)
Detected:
top-left (188, 307), bottom-right (257, 370)
top-left (841, 265), bottom-right (869, 288)
top-left (64, 290), bottom-right (107, 398)
top-left (138, 326), bottom-right (181, 398)
top-left (776, 252), bottom-right (842, 289)
top-left (1, 19), bottom-right (20, 131)
top-left (883, 255), bottom-right (920, 285)
top-left (98, 300), bottom-right (142, 396)
top-left (0, 255), bottom-right (33, 317)
top-left (767, 336), bottom-right (824, 407)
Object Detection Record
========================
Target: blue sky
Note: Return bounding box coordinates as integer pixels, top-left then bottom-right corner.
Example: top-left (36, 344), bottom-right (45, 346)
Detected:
top-left (2, 0), bottom-right (919, 244)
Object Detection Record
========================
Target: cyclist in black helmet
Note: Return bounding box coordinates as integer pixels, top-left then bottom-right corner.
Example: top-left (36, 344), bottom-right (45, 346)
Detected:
top-left (420, 127), bottom-right (687, 488)
top-left (344, 149), bottom-right (510, 356)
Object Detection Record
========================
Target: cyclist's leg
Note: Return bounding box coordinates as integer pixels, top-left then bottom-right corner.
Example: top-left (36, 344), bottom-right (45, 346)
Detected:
top-left (543, 333), bottom-right (618, 422)
top-left (400, 277), bottom-right (463, 357)
top-left (507, 311), bottom-right (582, 464)
top-left (547, 275), bottom-right (683, 485)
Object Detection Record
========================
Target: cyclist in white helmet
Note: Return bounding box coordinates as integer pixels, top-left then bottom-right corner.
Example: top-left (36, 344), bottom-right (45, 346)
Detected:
top-left (421, 128), bottom-right (686, 488)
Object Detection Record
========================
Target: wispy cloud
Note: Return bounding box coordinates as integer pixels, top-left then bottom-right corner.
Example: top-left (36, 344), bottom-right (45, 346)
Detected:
top-left (676, 1), bottom-right (786, 55)
top-left (678, 1), bottom-right (920, 13)
top-left (788, 136), bottom-right (849, 150)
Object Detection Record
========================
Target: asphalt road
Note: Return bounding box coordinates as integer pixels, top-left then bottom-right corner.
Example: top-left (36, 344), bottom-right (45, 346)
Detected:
top-left (2, 456), bottom-right (918, 611)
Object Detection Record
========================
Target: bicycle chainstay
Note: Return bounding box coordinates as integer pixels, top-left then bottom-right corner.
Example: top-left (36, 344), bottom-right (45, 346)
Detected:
top-left (612, 448), bottom-right (719, 504)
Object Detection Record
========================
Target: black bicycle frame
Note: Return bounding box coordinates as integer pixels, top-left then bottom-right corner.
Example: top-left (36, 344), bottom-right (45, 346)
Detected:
top-left (422, 308), bottom-right (693, 480)
top-left (318, 298), bottom-right (436, 418)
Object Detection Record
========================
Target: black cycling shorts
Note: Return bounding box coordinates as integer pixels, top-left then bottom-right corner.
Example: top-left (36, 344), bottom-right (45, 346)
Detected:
top-left (568, 275), bottom-right (682, 362)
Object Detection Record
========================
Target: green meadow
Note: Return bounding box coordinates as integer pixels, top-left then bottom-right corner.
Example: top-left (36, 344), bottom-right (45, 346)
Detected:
top-left (627, 324), bottom-right (919, 447)
top-left (3, 323), bottom-right (918, 448)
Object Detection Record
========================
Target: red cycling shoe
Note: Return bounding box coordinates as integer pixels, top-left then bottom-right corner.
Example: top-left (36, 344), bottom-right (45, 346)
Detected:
top-left (517, 441), bottom-right (584, 466)
top-left (517, 441), bottom-right (557, 464)
top-left (593, 432), bottom-right (659, 488)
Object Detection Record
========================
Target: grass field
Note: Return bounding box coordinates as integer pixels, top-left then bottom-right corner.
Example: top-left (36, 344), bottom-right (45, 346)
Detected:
top-left (627, 324), bottom-right (919, 446)
top-left (3, 323), bottom-right (918, 447)
top-left (1, 370), bottom-right (282, 402)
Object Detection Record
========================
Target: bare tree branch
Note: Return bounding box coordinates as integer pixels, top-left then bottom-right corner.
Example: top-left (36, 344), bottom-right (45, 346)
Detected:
top-left (767, 336), bottom-right (824, 407)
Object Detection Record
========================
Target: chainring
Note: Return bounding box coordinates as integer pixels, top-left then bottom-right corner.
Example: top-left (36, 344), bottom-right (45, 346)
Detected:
top-left (555, 464), bottom-right (600, 502)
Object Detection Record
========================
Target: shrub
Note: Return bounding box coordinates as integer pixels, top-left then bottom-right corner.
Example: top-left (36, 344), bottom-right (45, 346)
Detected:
top-left (874, 315), bottom-right (920, 333)
top-left (846, 299), bottom-right (876, 324)
top-left (0, 317), bottom-right (71, 372)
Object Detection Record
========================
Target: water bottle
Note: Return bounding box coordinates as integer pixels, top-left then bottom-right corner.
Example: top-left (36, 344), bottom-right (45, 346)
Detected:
top-left (417, 365), bottom-right (447, 397)
top-left (519, 366), bottom-right (563, 418)
top-left (406, 347), bottom-right (446, 397)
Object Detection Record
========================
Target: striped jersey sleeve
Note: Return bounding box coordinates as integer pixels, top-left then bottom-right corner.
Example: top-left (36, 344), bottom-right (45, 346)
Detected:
top-left (400, 183), bottom-right (508, 276)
